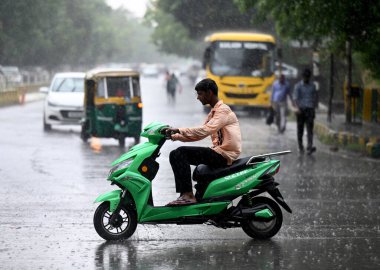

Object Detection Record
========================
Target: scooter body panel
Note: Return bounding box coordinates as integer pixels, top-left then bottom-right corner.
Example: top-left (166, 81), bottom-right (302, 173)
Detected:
top-left (139, 202), bottom-right (230, 223)
top-left (203, 160), bottom-right (280, 199)
top-left (94, 190), bottom-right (122, 212)
top-left (111, 142), bottom-right (158, 167)
top-left (117, 171), bottom-right (231, 222)
top-left (116, 171), bottom-right (152, 219)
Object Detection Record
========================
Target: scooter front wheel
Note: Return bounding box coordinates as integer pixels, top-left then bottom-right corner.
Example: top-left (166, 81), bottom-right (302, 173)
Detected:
top-left (94, 202), bottom-right (137, 241)
top-left (242, 197), bottom-right (283, 239)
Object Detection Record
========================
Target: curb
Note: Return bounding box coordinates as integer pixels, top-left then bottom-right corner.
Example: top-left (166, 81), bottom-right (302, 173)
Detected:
top-left (314, 121), bottom-right (380, 158)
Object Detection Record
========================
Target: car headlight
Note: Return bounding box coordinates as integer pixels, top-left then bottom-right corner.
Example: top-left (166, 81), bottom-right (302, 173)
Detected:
top-left (47, 100), bottom-right (59, 107)
top-left (108, 158), bottom-right (134, 179)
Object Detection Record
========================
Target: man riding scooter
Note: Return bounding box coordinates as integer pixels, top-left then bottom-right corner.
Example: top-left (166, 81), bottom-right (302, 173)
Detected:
top-left (164, 78), bottom-right (242, 206)
top-left (93, 79), bottom-right (292, 241)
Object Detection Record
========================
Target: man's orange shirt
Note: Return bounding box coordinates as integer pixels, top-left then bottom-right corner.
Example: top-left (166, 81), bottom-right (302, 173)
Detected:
top-left (171, 100), bottom-right (241, 165)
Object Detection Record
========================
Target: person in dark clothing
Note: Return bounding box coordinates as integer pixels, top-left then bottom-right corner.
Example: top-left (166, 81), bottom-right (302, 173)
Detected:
top-left (165, 71), bottom-right (182, 103)
top-left (293, 68), bottom-right (319, 155)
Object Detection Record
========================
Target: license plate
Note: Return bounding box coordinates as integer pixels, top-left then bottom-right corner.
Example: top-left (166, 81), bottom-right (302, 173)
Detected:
top-left (67, 112), bottom-right (82, 118)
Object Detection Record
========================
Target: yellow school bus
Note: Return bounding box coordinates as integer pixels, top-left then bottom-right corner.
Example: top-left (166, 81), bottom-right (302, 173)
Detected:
top-left (203, 32), bottom-right (276, 109)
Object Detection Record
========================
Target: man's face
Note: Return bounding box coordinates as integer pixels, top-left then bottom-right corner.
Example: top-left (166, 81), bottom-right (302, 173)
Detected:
top-left (196, 89), bottom-right (211, 105)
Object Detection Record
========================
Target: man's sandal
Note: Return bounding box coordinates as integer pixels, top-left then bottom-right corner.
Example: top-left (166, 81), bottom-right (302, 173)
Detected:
top-left (166, 197), bottom-right (197, 206)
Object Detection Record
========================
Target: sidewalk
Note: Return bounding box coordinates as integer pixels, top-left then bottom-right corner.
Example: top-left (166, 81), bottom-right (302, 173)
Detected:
top-left (314, 112), bottom-right (380, 158)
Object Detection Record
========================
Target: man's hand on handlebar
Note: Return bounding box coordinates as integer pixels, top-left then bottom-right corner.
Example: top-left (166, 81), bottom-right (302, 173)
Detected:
top-left (160, 127), bottom-right (180, 140)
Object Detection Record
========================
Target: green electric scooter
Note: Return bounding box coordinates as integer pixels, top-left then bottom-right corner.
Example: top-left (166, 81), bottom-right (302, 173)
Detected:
top-left (93, 122), bottom-right (292, 241)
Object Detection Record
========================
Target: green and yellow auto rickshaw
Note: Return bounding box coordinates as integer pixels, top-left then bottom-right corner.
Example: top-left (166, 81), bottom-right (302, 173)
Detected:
top-left (81, 68), bottom-right (143, 147)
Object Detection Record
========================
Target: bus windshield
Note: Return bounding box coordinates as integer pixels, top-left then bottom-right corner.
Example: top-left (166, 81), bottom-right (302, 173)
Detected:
top-left (210, 41), bottom-right (275, 77)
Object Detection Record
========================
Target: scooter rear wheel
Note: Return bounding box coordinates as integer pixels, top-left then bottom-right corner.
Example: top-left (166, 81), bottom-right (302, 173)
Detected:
top-left (94, 202), bottom-right (137, 241)
top-left (242, 197), bottom-right (283, 239)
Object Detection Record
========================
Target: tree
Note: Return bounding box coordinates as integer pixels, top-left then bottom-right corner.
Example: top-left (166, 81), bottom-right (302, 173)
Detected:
top-left (236, 0), bottom-right (380, 123)
top-left (0, 0), bottom-right (169, 70)
top-left (235, 0), bottom-right (380, 79)
top-left (145, 0), bottom-right (271, 57)
top-left (145, 7), bottom-right (201, 58)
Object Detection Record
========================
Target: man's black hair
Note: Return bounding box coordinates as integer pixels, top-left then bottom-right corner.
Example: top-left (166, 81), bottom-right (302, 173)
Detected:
top-left (303, 68), bottom-right (312, 77)
top-left (195, 78), bottom-right (218, 96)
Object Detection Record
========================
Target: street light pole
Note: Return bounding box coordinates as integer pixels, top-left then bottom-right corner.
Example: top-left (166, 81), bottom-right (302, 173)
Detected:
top-left (328, 53), bottom-right (334, 122)
top-left (346, 40), bottom-right (352, 124)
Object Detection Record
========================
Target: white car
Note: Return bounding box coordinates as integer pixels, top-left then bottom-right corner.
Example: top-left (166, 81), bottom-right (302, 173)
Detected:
top-left (141, 65), bottom-right (160, 77)
top-left (274, 62), bottom-right (298, 79)
top-left (40, 72), bottom-right (85, 131)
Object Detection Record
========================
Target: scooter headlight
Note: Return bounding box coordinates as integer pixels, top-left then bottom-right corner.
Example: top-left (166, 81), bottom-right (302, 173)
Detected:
top-left (108, 158), bottom-right (134, 179)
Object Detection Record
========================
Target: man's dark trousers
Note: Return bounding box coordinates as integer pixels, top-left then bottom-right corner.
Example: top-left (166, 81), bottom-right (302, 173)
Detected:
top-left (169, 146), bottom-right (227, 194)
top-left (296, 108), bottom-right (315, 150)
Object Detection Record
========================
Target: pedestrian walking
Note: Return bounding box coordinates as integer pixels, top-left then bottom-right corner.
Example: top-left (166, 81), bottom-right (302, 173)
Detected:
top-left (165, 71), bottom-right (182, 104)
top-left (293, 68), bottom-right (319, 155)
top-left (271, 74), bottom-right (291, 133)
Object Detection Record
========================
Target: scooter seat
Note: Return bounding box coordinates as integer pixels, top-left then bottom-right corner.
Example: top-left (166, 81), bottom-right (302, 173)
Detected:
top-left (193, 156), bottom-right (265, 183)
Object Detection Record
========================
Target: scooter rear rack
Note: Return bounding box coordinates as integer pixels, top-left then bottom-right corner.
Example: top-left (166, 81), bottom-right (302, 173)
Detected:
top-left (246, 150), bottom-right (291, 165)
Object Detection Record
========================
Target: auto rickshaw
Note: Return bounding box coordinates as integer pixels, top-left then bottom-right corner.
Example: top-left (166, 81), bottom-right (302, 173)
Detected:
top-left (81, 68), bottom-right (143, 147)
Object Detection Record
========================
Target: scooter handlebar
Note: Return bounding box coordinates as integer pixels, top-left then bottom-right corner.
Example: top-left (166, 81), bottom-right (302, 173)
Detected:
top-left (160, 127), bottom-right (173, 140)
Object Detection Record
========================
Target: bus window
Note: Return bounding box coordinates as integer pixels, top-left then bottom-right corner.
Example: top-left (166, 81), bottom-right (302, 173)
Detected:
top-left (210, 41), bottom-right (274, 77)
top-left (203, 46), bottom-right (211, 69)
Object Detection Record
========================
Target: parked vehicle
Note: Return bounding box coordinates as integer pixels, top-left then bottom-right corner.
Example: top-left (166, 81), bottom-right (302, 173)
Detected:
top-left (40, 72), bottom-right (85, 131)
top-left (93, 122), bottom-right (292, 241)
top-left (0, 69), bottom-right (6, 91)
top-left (81, 68), bottom-right (143, 147)
top-left (274, 62), bottom-right (298, 79)
top-left (0, 66), bottom-right (23, 86)
top-left (141, 64), bottom-right (160, 78)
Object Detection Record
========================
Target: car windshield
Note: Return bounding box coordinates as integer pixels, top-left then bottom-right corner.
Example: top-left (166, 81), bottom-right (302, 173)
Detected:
top-left (210, 41), bottom-right (274, 77)
top-left (52, 77), bottom-right (84, 92)
top-left (97, 76), bottom-right (140, 99)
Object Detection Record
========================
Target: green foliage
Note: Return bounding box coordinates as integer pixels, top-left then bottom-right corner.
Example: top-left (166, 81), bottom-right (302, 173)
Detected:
top-left (145, 0), bottom-right (269, 58)
top-left (145, 7), bottom-right (201, 58)
top-left (0, 0), bottom-right (165, 69)
top-left (157, 0), bottom-right (257, 39)
top-left (235, 0), bottom-right (380, 79)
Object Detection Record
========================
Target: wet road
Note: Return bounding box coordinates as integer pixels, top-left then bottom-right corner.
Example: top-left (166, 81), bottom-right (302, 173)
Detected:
top-left (0, 76), bottom-right (379, 269)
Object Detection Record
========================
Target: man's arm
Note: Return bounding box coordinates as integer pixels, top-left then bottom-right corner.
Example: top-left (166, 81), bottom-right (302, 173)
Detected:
top-left (171, 108), bottom-right (229, 142)
top-left (164, 128), bottom-right (198, 142)
top-left (314, 84), bottom-right (319, 109)
top-left (270, 82), bottom-right (276, 103)
top-left (292, 83), bottom-right (300, 112)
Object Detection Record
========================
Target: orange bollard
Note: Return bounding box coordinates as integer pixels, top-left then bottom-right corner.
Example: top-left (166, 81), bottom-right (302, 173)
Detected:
top-left (90, 137), bottom-right (102, 153)
top-left (18, 89), bottom-right (26, 105)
